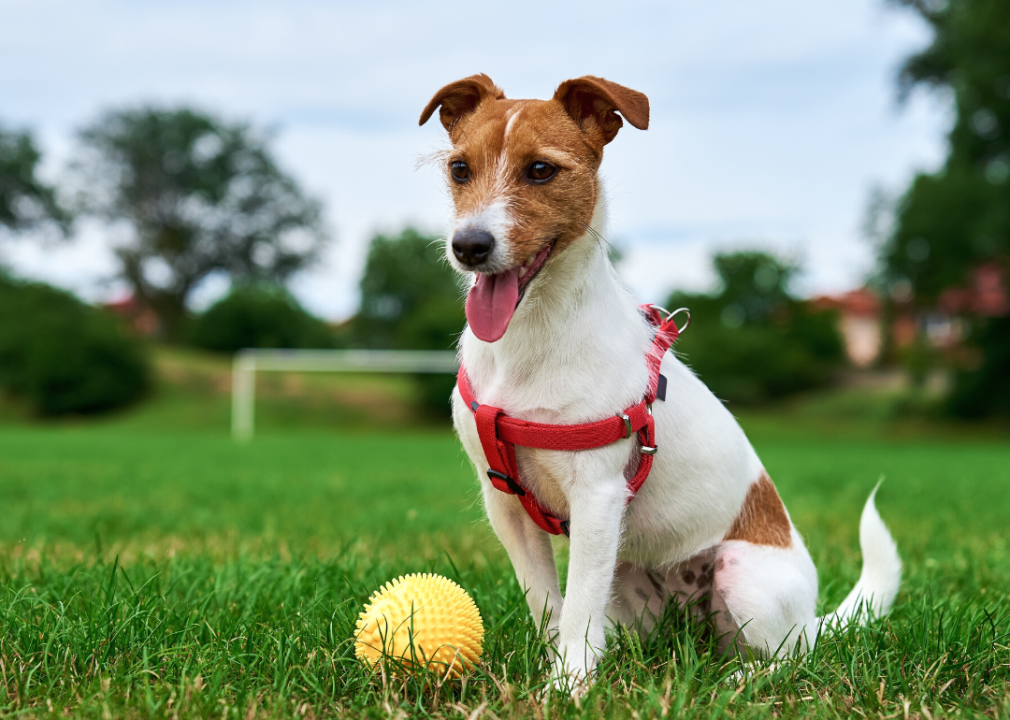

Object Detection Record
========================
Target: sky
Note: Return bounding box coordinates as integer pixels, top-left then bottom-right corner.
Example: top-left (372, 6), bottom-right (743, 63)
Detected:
top-left (0, 0), bottom-right (949, 320)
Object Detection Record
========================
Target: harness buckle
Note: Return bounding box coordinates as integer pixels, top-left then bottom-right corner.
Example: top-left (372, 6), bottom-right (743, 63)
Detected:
top-left (618, 413), bottom-right (632, 438)
top-left (487, 468), bottom-right (526, 496)
top-left (641, 445), bottom-right (658, 456)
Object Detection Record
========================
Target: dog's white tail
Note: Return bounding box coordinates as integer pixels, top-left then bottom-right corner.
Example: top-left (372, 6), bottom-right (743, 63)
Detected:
top-left (819, 483), bottom-right (902, 629)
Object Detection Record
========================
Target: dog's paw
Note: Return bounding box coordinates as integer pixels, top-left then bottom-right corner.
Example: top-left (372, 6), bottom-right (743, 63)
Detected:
top-left (546, 645), bottom-right (596, 700)
top-left (539, 672), bottom-right (590, 704)
top-left (727, 659), bottom-right (782, 683)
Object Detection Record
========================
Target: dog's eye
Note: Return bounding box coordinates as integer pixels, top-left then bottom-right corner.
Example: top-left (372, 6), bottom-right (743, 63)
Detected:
top-left (450, 161), bottom-right (470, 183)
top-left (527, 161), bottom-right (557, 184)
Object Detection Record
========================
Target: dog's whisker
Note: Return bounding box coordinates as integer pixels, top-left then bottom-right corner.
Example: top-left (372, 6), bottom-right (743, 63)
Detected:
top-left (416, 148), bottom-right (452, 171)
top-left (580, 220), bottom-right (619, 259)
top-left (578, 220), bottom-right (605, 243)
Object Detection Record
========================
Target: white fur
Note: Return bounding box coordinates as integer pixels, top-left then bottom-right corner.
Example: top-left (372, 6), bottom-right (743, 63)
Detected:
top-left (449, 193), bottom-right (901, 691)
top-left (504, 106), bottom-right (522, 138)
top-left (820, 484), bottom-right (902, 626)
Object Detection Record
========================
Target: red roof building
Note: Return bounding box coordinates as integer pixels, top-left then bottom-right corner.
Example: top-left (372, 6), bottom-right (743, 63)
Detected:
top-left (937, 262), bottom-right (1010, 318)
top-left (811, 288), bottom-right (882, 367)
top-left (104, 295), bottom-right (160, 336)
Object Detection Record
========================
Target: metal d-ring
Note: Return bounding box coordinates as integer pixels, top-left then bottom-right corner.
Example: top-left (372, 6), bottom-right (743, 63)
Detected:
top-left (648, 304), bottom-right (691, 335)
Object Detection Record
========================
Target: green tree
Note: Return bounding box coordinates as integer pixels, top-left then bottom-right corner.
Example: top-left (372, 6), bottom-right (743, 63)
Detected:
top-left (354, 228), bottom-right (464, 350)
top-left (74, 107), bottom-right (327, 341)
top-left (884, 0), bottom-right (1010, 417)
top-left (883, 0), bottom-right (1010, 299)
top-left (0, 125), bottom-right (70, 237)
top-left (353, 228), bottom-right (464, 416)
top-left (709, 251), bottom-right (798, 327)
top-left (668, 251), bottom-right (843, 405)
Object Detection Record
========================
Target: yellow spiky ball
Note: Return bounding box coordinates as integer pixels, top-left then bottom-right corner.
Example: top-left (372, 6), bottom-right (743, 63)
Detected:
top-left (354, 573), bottom-right (484, 676)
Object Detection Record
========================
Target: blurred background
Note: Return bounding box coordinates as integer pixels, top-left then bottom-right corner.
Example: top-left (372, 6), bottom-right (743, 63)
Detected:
top-left (0, 0), bottom-right (1008, 547)
top-left (1, 2), bottom-right (1009, 715)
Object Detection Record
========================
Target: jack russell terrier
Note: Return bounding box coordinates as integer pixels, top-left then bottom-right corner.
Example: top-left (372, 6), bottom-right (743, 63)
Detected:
top-left (419, 73), bottom-right (901, 690)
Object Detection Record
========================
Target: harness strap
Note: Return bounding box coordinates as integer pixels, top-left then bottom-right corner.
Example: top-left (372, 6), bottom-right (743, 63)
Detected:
top-left (458, 304), bottom-right (683, 536)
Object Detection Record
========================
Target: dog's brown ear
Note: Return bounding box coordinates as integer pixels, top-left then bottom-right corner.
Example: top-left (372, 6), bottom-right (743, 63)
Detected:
top-left (419, 74), bottom-right (505, 133)
top-left (553, 76), bottom-right (649, 146)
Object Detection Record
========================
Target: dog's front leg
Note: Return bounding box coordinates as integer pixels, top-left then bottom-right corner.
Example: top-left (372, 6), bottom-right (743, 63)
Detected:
top-left (482, 482), bottom-right (564, 641)
top-left (456, 392), bottom-right (564, 639)
top-left (554, 471), bottom-right (627, 692)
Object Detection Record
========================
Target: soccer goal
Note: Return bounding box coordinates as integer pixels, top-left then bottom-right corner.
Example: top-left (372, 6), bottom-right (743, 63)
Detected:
top-left (231, 349), bottom-right (459, 441)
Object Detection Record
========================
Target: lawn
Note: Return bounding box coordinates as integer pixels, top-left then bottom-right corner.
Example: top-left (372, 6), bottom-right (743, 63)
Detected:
top-left (0, 350), bottom-right (1007, 718)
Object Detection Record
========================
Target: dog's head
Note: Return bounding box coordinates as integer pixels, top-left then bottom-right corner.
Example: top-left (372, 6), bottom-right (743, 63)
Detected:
top-left (420, 74), bottom-right (649, 342)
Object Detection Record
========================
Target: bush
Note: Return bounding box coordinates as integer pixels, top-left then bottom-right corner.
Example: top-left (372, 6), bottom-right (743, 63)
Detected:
top-left (0, 275), bottom-right (150, 416)
top-left (189, 284), bottom-right (335, 354)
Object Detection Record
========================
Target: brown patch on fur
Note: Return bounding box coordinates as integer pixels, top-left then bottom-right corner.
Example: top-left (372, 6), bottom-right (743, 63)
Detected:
top-left (723, 472), bottom-right (793, 548)
top-left (418, 74), bottom-right (649, 270)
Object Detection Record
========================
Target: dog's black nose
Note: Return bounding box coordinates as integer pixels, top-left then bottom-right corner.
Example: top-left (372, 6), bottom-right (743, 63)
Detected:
top-left (452, 228), bottom-right (495, 267)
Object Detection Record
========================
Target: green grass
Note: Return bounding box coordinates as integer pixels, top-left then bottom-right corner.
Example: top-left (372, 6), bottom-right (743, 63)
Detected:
top-left (0, 349), bottom-right (1007, 718)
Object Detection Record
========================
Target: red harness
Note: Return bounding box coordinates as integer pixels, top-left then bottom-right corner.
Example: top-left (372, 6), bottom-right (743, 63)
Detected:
top-left (456, 305), bottom-right (685, 537)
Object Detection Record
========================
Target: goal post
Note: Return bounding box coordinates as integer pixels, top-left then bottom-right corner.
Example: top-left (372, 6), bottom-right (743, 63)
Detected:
top-left (231, 349), bottom-right (459, 442)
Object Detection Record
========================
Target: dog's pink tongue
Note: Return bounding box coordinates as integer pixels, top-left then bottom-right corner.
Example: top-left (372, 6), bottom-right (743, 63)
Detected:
top-left (466, 268), bottom-right (520, 343)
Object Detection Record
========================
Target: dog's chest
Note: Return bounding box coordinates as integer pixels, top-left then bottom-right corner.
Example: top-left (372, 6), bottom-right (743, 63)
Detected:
top-left (451, 360), bottom-right (641, 524)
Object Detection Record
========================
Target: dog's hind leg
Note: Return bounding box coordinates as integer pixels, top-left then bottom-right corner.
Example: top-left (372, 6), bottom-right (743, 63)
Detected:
top-left (709, 538), bottom-right (819, 656)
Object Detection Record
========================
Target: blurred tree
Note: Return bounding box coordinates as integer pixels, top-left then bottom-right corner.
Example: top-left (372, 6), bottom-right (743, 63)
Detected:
top-left (668, 251), bottom-right (843, 405)
top-left (189, 283), bottom-right (336, 354)
top-left (0, 125), bottom-right (70, 237)
top-left (884, 0), bottom-right (1010, 417)
top-left (353, 228), bottom-right (464, 416)
top-left (354, 228), bottom-right (464, 350)
top-left (74, 107), bottom-right (326, 341)
top-left (946, 315), bottom-right (1010, 418)
top-left (710, 251), bottom-right (798, 326)
top-left (0, 274), bottom-right (149, 416)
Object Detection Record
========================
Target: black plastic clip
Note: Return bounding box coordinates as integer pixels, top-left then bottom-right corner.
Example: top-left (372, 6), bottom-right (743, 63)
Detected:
top-left (656, 373), bottom-right (668, 402)
top-left (560, 520), bottom-right (571, 537)
top-left (487, 468), bottom-right (526, 496)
